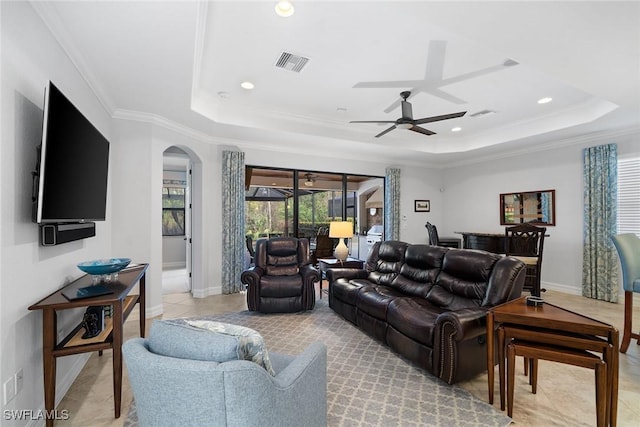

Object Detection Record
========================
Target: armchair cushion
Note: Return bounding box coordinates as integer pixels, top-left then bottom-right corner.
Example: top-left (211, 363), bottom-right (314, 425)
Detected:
top-left (149, 319), bottom-right (275, 375)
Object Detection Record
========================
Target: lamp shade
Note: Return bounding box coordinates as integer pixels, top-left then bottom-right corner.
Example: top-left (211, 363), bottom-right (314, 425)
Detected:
top-left (329, 221), bottom-right (353, 239)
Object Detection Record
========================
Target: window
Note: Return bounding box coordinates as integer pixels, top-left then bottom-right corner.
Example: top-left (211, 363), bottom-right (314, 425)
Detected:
top-left (162, 185), bottom-right (186, 236)
top-left (617, 156), bottom-right (640, 235)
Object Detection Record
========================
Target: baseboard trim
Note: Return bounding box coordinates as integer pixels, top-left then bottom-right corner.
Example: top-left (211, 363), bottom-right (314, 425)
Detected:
top-left (542, 281), bottom-right (582, 295)
top-left (192, 285), bottom-right (222, 298)
top-left (146, 303), bottom-right (164, 318)
top-left (162, 262), bottom-right (186, 269)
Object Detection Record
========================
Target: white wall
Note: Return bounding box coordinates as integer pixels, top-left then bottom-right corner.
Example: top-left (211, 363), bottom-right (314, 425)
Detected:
top-left (1, 1), bottom-right (114, 417)
top-left (442, 131), bottom-right (640, 295)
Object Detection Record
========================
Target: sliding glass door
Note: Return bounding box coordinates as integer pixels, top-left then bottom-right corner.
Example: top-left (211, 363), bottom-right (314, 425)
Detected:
top-left (245, 166), bottom-right (384, 260)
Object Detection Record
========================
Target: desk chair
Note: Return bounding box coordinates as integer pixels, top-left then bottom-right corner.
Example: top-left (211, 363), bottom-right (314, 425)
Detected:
top-left (611, 233), bottom-right (640, 353)
top-left (505, 224), bottom-right (546, 297)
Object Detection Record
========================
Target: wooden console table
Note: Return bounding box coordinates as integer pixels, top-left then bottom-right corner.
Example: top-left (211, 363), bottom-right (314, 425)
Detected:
top-left (28, 263), bottom-right (148, 426)
top-left (486, 296), bottom-right (618, 426)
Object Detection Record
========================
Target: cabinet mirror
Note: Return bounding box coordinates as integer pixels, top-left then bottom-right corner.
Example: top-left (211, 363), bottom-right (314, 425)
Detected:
top-left (500, 189), bottom-right (556, 226)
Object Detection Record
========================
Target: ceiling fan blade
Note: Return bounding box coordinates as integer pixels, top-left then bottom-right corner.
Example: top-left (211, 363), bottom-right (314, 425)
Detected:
top-left (353, 80), bottom-right (425, 89)
top-left (375, 125), bottom-right (397, 138)
top-left (424, 40), bottom-right (447, 81)
top-left (413, 111), bottom-right (466, 125)
top-left (383, 98), bottom-right (402, 114)
top-left (350, 120), bottom-right (396, 124)
top-left (410, 125), bottom-right (436, 136)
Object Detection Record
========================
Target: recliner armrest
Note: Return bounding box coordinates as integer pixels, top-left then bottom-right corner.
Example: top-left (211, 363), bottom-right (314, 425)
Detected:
top-left (241, 266), bottom-right (265, 286)
top-left (299, 264), bottom-right (321, 282)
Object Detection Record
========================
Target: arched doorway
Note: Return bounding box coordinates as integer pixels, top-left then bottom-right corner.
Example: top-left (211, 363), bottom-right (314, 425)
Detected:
top-left (162, 146), bottom-right (194, 294)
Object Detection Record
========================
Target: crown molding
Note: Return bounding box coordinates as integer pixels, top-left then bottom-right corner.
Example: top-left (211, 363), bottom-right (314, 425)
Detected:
top-left (443, 125), bottom-right (640, 169)
top-left (29, 1), bottom-right (115, 116)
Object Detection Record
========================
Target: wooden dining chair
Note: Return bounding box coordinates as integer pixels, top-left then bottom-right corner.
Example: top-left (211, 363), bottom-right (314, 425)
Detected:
top-left (505, 224), bottom-right (546, 297)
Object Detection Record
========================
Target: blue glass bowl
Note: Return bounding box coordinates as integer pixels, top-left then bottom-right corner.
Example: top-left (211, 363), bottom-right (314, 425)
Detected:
top-left (77, 258), bottom-right (131, 276)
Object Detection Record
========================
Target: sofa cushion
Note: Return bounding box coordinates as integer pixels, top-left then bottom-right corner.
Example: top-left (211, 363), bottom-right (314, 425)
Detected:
top-left (367, 241), bottom-right (408, 285)
top-left (332, 278), bottom-right (370, 305)
top-left (390, 245), bottom-right (447, 296)
top-left (387, 297), bottom-right (445, 346)
top-left (426, 249), bottom-right (500, 310)
top-left (356, 285), bottom-right (406, 320)
top-left (148, 319), bottom-right (275, 375)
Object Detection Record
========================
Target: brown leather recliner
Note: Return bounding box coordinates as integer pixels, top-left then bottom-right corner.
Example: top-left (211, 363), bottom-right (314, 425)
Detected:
top-left (241, 237), bottom-right (320, 313)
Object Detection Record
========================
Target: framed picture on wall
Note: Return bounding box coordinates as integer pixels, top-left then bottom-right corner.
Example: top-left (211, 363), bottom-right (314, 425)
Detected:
top-left (414, 200), bottom-right (430, 212)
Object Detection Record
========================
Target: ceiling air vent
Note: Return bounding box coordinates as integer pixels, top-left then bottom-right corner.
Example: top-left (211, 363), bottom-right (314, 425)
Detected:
top-left (470, 109), bottom-right (497, 118)
top-left (275, 51), bottom-right (310, 73)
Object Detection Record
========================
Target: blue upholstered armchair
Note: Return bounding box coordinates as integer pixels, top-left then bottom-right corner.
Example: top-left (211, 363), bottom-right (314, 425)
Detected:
top-left (612, 233), bottom-right (640, 353)
top-left (123, 320), bottom-right (327, 427)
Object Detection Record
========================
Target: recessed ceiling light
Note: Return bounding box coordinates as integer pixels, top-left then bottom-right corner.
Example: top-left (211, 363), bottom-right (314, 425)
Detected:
top-left (336, 107), bottom-right (347, 113)
top-left (451, 127), bottom-right (462, 132)
top-left (217, 91), bottom-right (230, 99)
top-left (240, 81), bottom-right (255, 90)
top-left (538, 97), bottom-right (553, 104)
top-left (275, 1), bottom-right (294, 17)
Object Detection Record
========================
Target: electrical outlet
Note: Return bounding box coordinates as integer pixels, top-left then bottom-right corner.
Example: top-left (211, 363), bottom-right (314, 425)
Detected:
top-left (15, 369), bottom-right (23, 395)
top-left (3, 377), bottom-right (15, 405)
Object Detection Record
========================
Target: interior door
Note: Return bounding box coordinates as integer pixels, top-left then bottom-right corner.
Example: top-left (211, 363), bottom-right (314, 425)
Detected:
top-left (185, 165), bottom-right (193, 291)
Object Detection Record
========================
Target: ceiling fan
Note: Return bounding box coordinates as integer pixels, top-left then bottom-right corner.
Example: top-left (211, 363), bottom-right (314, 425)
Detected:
top-left (350, 91), bottom-right (466, 138)
top-left (303, 173), bottom-right (315, 187)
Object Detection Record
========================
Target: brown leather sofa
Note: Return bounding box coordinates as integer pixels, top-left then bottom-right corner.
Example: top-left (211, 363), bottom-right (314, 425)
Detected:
top-left (327, 240), bottom-right (525, 384)
top-left (241, 237), bottom-right (320, 313)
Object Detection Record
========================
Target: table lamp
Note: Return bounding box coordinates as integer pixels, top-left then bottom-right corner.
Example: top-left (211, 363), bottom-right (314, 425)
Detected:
top-left (329, 221), bottom-right (353, 261)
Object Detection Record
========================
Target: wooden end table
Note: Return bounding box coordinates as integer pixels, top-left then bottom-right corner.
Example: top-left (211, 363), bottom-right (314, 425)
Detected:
top-left (28, 263), bottom-right (148, 426)
top-left (317, 258), bottom-right (364, 298)
top-left (486, 296), bottom-right (619, 427)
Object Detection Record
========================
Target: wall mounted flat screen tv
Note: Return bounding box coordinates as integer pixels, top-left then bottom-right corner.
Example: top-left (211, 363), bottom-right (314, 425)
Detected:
top-left (33, 81), bottom-right (110, 224)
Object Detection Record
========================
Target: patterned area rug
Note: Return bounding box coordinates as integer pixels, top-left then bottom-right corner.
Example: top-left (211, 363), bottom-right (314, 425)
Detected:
top-left (126, 299), bottom-right (512, 427)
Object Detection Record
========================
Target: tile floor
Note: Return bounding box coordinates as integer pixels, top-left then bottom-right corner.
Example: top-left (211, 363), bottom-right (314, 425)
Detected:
top-left (56, 289), bottom-right (640, 426)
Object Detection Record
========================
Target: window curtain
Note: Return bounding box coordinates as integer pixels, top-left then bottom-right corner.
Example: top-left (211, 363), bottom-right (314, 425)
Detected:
top-left (221, 150), bottom-right (245, 294)
top-left (384, 167), bottom-right (401, 241)
top-left (582, 143), bottom-right (618, 302)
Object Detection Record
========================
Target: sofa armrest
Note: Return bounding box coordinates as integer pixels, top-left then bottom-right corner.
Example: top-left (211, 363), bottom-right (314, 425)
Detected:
top-left (433, 307), bottom-right (490, 384)
top-left (435, 307), bottom-right (489, 342)
top-left (326, 268), bottom-right (368, 283)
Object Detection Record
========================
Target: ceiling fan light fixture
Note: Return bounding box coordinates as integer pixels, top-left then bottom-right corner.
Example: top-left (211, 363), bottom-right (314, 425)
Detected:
top-left (275, 1), bottom-right (294, 17)
top-left (396, 123), bottom-right (413, 130)
top-left (304, 173), bottom-right (314, 187)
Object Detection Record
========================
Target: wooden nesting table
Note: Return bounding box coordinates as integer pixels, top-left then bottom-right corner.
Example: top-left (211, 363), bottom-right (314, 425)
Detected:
top-left (486, 296), bottom-right (619, 426)
top-left (28, 263), bottom-right (148, 426)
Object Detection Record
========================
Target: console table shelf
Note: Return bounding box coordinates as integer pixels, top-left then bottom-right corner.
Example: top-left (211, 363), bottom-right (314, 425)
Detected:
top-left (28, 263), bottom-right (148, 427)
top-left (63, 295), bottom-right (138, 349)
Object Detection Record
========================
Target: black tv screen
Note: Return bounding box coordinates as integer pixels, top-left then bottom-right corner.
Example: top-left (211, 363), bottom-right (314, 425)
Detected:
top-left (34, 81), bottom-right (109, 223)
